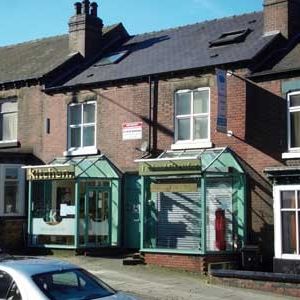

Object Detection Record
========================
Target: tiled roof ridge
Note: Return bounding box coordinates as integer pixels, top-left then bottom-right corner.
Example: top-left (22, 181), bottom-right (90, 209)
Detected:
top-left (0, 34), bottom-right (68, 50)
top-left (132, 10), bottom-right (262, 39)
top-left (0, 23), bottom-right (121, 50)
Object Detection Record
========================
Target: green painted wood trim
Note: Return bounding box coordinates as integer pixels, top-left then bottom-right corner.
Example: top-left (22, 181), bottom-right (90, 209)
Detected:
top-left (118, 179), bottom-right (121, 247)
top-left (84, 188), bottom-right (88, 246)
top-left (140, 176), bottom-right (145, 250)
top-left (201, 176), bottom-right (206, 254)
top-left (282, 78), bottom-right (300, 95)
top-left (111, 179), bottom-right (119, 246)
top-left (141, 248), bottom-right (202, 255)
top-left (74, 180), bottom-right (79, 248)
top-left (241, 174), bottom-right (247, 245)
top-left (27, 181), bottom-right (32, 247)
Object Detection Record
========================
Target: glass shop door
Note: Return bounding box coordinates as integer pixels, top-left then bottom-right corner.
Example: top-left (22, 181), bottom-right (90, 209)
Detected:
top-left (86, 188), bottom-right (110, 247)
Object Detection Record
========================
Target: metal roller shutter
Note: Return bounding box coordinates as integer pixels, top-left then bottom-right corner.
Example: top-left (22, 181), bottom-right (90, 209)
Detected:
top-left (156, 191), bottom-right (201, 251)
top-left (206, 178), bottom-right (233, 252)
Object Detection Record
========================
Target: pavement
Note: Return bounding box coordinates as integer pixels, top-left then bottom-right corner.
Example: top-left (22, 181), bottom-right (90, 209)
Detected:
top-left (57, 255), bottom-right (298, 300)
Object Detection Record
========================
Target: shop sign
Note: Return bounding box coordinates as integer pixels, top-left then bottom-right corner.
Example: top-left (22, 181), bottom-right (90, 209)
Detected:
top-left (122, 122), bottom-right (143, 140)
top-left (151, 183), bottom-right (198, 193)
top-left (26, 165), bottom-right (75, 181)
top-left (216, 68), bottom-right (227, 133)
top-left (139, 159), bottom-right (201, 176)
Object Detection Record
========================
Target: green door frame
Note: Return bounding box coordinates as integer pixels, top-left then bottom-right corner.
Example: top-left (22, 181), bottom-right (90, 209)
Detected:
top-left (85, 186), bottom-right (111, 247)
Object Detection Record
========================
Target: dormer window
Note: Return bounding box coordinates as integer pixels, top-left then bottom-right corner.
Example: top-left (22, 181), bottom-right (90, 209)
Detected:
top-left (93, 50), bottom-right (129, 67)
top-left (209, 29), bottom-right (250, 47)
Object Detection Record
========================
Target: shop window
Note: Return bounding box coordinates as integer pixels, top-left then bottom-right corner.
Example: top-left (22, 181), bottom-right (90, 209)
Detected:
top-left (274, 186), bottom-right (300, 258)
top-left (0, 98), bottom-right (18, 143)
top-left (66, 101), bottom-right (97, 156)
top-left (31, 181), bottom-right (76, 246)
top-left (173, 88), bottom-right (211, 149)
top-left (0, 165), bottom-right (25, 216)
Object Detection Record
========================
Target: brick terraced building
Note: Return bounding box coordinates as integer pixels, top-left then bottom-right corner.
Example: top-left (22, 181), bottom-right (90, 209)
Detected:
top-left (1, 0), bottom-right (300, 274)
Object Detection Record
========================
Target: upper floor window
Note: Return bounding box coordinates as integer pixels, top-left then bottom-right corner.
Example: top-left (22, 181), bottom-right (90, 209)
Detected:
top-left (0, 164), bottom-right (25, 216)
top-left (288, 91), bottom-right (300, 151)
top-left (0, 98), bottom-right (18, 142)
top-left (173, 88), bottom-right (210, 149)
top-left (67, 102), bottom-right (97, 156)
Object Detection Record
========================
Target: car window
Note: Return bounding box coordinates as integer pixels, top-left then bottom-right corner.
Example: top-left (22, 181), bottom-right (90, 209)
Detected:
top-left (0, 271), bottom-right (22, 300)
top-left (7, 281), bottom-right (22, 300)
top-left (32, 268), bottom-right (115, 300)
top-left (0, 271), bottom-right (12, 298)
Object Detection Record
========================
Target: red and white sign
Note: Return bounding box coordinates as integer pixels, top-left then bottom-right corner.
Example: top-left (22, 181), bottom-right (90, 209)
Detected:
top-left (122, 122), bottom-right (143, 140)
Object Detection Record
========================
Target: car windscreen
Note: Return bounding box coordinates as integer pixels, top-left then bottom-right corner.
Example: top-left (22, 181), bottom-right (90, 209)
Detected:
top-left (32, 268), bottom-right (115, 300)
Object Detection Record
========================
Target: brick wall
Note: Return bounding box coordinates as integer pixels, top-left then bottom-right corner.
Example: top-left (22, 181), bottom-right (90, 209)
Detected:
top-left (0, 219), bottom-right (26, 250)
top-left (210, 275), bottom-right (300, 298)
top-left (144, 253), bottom-right (240, 273)
top-left (263, 0), bottom-right (300, 39)
top-left (40, 71), bottom-right (285, 263)
top-left (0, 68), bottom-right (288, 262)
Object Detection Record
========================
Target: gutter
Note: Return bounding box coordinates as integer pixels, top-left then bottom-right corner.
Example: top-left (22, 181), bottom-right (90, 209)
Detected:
top-left (43, 60), bottom-right (252, 95)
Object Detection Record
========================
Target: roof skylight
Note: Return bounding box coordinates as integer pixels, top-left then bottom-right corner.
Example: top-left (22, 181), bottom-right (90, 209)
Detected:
top-left (94, 50), bottom-right (129, 67)
top-left (209, 29), bottom-right (251, 47)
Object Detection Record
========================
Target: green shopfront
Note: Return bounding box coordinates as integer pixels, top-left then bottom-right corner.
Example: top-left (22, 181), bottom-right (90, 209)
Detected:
top-left (24, 155), bottom-right (121, 249)
top-left (136, 148), bottom-right (246, 269)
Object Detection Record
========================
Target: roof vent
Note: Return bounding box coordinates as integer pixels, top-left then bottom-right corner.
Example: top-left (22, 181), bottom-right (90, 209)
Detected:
top-left (209, 28), bottom-right (251, 47)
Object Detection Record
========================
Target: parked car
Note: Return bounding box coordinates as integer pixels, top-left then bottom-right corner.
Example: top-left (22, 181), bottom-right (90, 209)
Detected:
top-left (0, 255), bottom-right (138, 300)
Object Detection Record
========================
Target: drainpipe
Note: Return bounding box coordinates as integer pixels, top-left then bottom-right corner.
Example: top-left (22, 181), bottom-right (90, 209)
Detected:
top-left (148, 75), bottom-right (153, 155)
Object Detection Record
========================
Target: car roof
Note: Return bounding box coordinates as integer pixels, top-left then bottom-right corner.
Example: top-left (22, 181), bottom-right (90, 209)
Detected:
top-left (0, 257), bottom-right (78, 277)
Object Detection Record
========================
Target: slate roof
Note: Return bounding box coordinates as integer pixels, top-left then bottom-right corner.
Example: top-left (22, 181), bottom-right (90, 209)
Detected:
top-left (250, 41), bottom-right (300, 77)
top-left (0, 25), bottom-right (117, 84)
top-left (63, 11), bottom-right (278, 87)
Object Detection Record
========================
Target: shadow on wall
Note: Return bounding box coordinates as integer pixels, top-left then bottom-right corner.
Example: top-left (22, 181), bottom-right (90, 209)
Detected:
top-left (236, 154), bottom-right (274, 270)
top-left (245, 81), bottom-right (287, 161)
top-left (90, 87), bottom-right (173, 154)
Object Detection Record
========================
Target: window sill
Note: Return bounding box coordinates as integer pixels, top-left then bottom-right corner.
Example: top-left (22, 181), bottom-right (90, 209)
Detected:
top-left (171, 141), bottom-right (212, 150)
top-left (64, 147), bottom-right (98, 157)
top-left (0, 140), bottom-right (18, 148)
top-left (282, 152), bottom-right (300, 159)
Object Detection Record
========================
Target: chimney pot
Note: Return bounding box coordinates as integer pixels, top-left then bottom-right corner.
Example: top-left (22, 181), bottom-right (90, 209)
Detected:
top-left (90, 2), bottom-right (98, 17)
top-left (74, 2), bottom-right (82, 15)
top-left (69, 1), bottom-right (104, 58)
top-left (82, 0), bottom-right (90, 14)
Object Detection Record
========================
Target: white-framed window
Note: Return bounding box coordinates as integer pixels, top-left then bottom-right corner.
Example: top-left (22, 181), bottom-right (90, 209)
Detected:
top-left (0, 98), bottom-right (18, 143)
top-left (274, 185), bottom-right (300, 259)
top-left (66, 101), bottom-right (97, 156)
top-left (288, 91), bottom-right (300, 151)
top-left (172, 88), bottom-right (211, 150)
top-left (0, 165), bottom-right (25, 216)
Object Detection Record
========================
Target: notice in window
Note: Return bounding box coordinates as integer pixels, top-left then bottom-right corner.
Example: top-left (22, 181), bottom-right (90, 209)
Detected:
top-left (122, 122), bottom-right (143, 140)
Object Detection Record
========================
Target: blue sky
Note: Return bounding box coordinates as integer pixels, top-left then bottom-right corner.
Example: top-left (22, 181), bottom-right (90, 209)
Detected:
top-left (0, 0), bottom-right (263, 46)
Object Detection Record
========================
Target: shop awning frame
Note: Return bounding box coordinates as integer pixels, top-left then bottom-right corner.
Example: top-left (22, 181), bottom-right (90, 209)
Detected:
top-left (24, 155), bottom-right (121, 180)
top-left (136, 147), bottom-right (244, 176)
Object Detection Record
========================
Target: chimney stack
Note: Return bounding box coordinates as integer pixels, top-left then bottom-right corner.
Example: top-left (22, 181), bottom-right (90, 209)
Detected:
top-left (264, 0), bottom-right (300, 39)
top-left (69, 0), bottom-right (104, 58)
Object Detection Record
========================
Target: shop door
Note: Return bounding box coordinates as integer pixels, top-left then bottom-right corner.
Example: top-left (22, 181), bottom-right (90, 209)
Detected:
top-left (124, 175), bottom-right (141, 249)
top-left (86, 188), bottom-right (110, 247)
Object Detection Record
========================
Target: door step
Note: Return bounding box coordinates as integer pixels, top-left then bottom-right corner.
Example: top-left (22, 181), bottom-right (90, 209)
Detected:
top-left (123, 253), bottom-right (145, 265)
